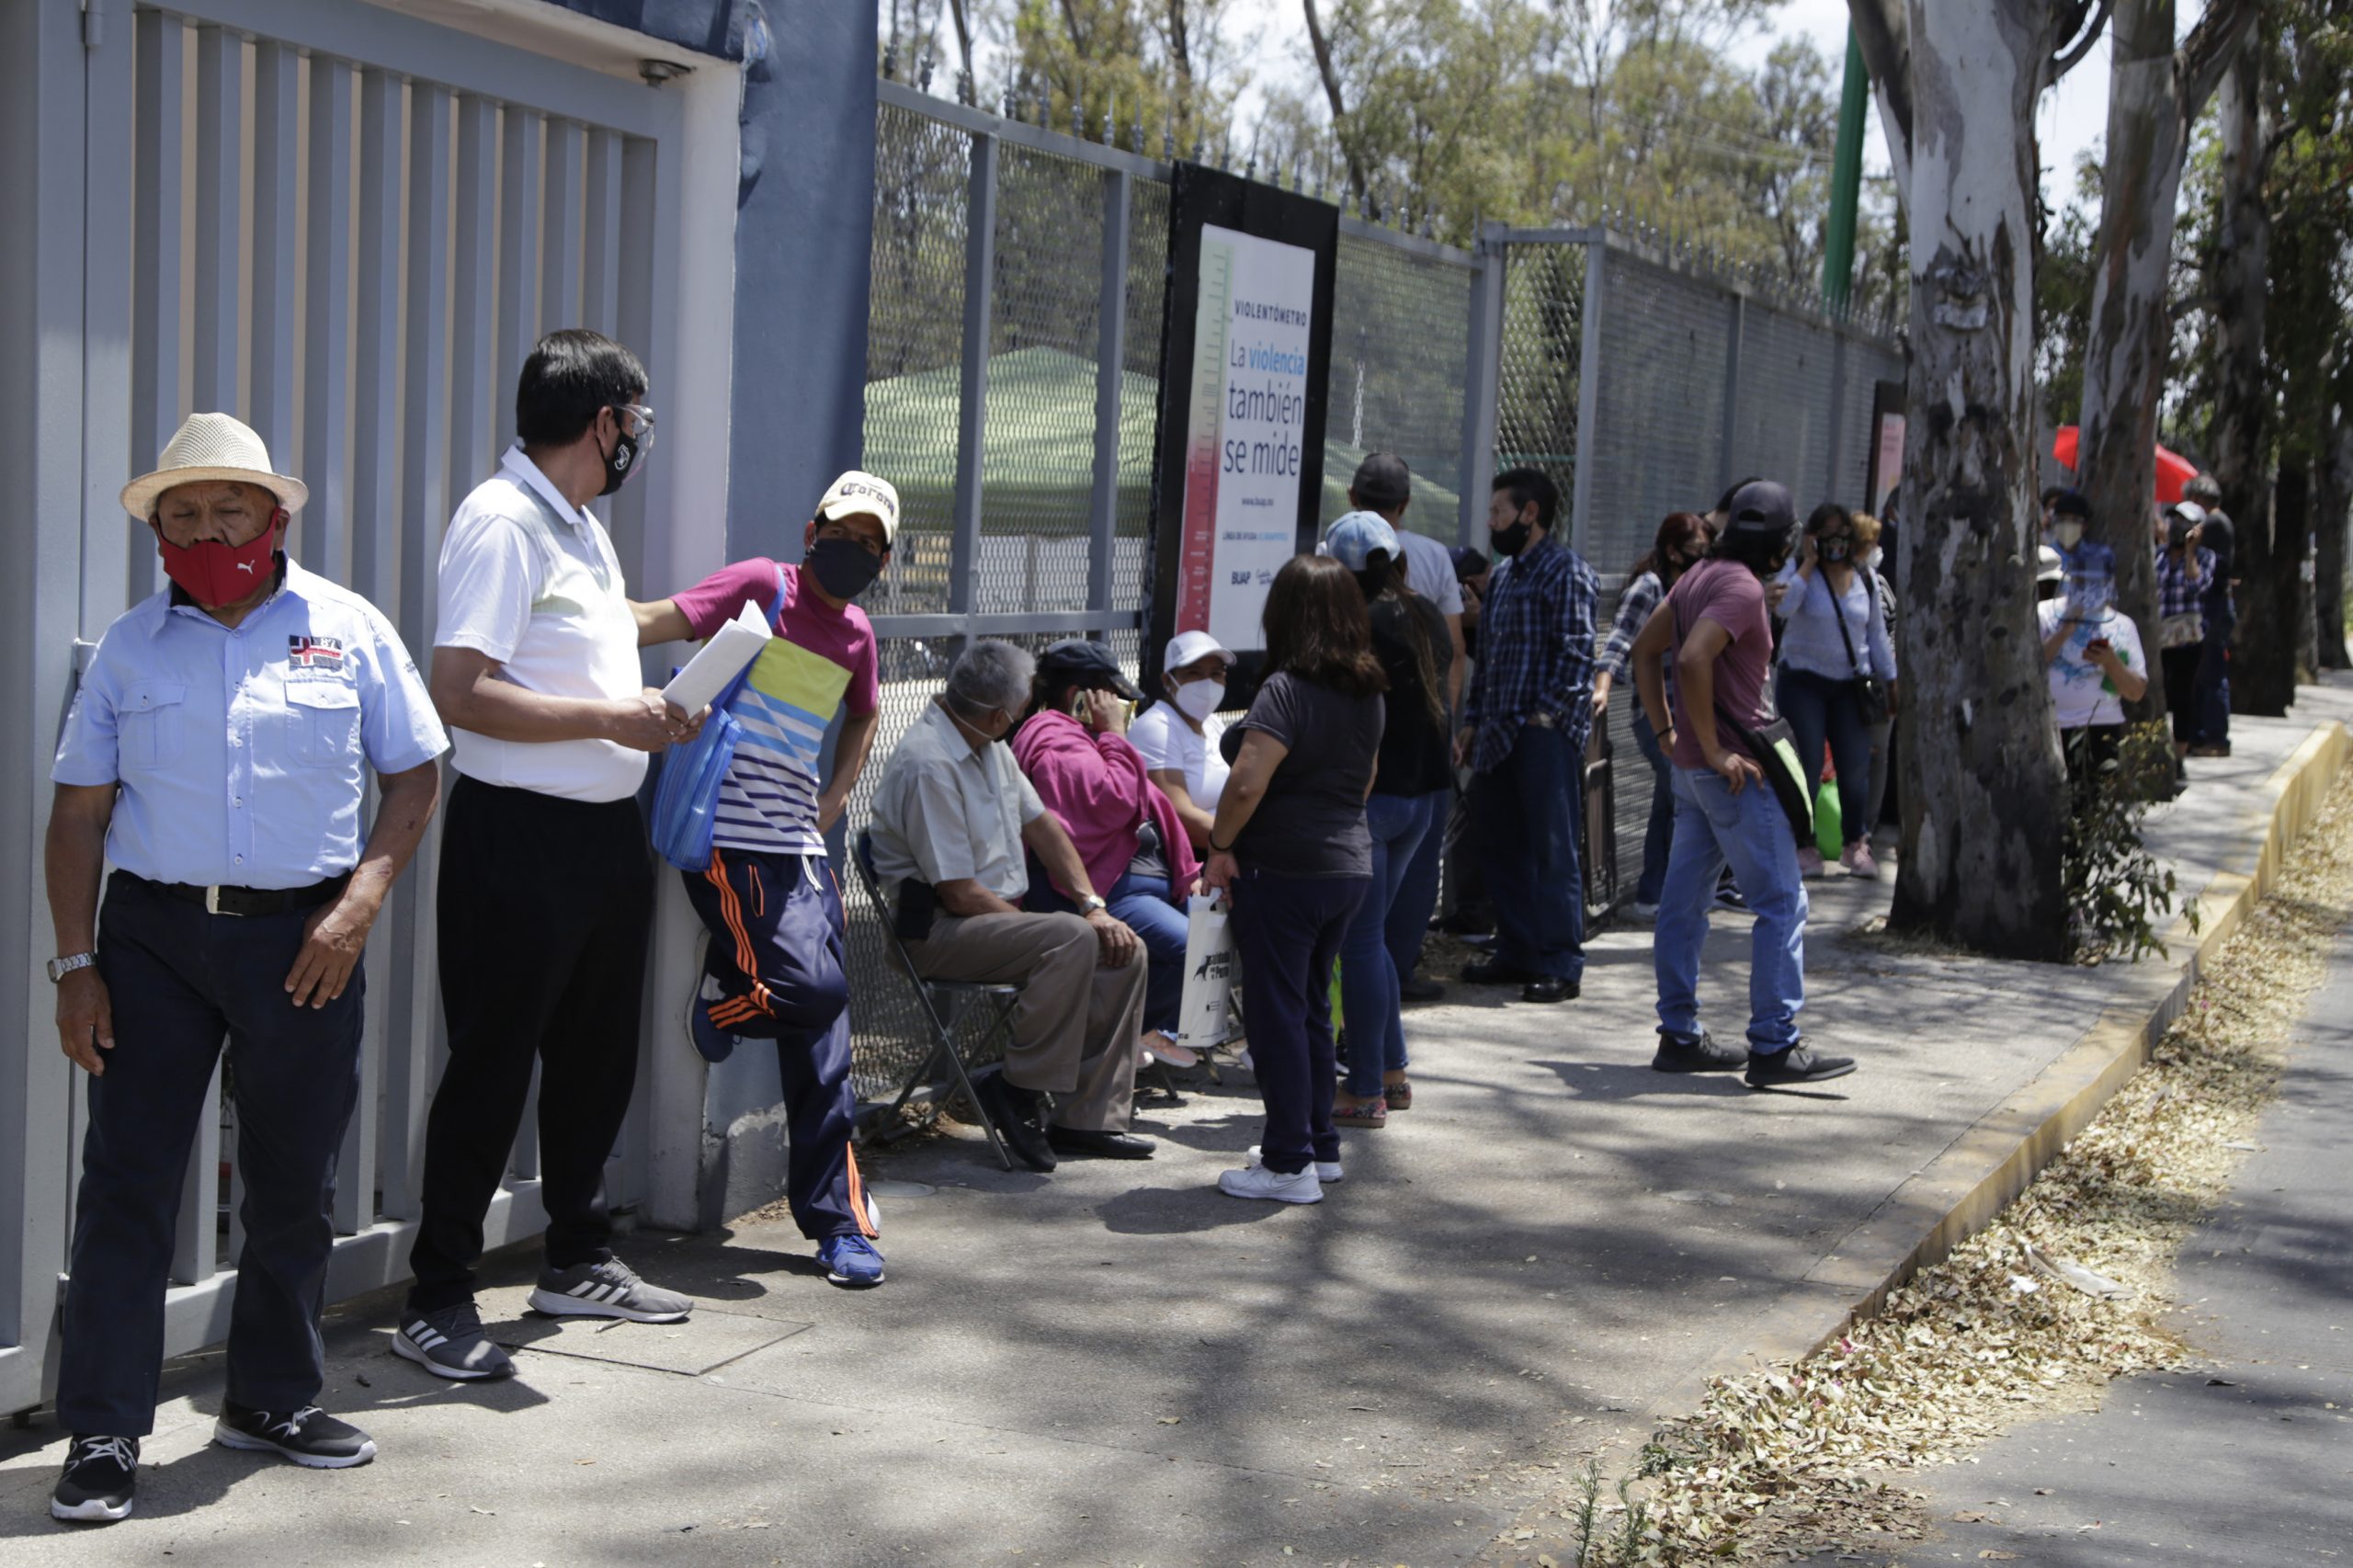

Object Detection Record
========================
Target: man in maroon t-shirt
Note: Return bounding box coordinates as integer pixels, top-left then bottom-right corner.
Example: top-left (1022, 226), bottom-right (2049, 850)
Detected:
top-left (1631, 481), bottom-right (1856, 1089)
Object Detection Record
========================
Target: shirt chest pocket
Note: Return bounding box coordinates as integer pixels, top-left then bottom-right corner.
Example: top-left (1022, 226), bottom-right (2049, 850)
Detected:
top-left (286, 681), bottom-right (362, 767)
top-left (117, 679), bottom-right (188, 769)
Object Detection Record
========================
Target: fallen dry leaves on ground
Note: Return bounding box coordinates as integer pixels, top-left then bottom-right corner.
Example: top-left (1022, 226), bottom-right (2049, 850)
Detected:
top-left (1530, 764), bottom-right (2353, 1566)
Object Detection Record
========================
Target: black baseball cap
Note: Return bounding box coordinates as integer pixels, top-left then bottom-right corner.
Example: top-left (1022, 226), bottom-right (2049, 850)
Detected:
top-left (1350, 452), bottom-right (1412, 509)
top-left (1724, 479), bottom-right (1796, 542)
top-left (1037, 638), bottom-right (1142, 701)
top-left (1449, 545), bottom-right (1489, 579)
top-left (2051, 488), bottom-right (2092, 520)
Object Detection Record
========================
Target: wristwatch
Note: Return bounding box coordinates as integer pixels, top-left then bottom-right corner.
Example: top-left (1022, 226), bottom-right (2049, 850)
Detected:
top-left (1078, 894), bottom-right (1109, 915)
top-left (47, 952), bottom-right (96, 983)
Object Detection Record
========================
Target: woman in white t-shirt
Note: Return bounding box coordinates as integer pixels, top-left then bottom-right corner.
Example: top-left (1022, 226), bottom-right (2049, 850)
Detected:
top-left (1129, 629), bottom-right (1235, 851)
top-left (2039, 546), bottom-right (2147, 780)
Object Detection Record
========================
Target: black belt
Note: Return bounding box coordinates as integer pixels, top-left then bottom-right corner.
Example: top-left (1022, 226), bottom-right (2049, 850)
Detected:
top-left (123, 871), bottom-right (351, 917)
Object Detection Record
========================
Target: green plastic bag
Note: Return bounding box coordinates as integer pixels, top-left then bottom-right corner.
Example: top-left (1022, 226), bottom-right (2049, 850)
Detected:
top-left (1814, 778), bottom-right (1843, 860)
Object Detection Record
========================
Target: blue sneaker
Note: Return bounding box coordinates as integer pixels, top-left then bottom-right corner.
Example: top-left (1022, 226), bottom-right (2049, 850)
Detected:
top-left (816, 1233), bottom-right (885, 1288)
top-left (686, 969), bottom-right (740, 1064)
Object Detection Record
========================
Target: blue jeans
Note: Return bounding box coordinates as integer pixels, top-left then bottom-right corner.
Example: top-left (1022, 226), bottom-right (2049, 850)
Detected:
top-left (1776, 666), bottom-right (1872, 849)
top-left (1232, 869), bottom-right (1369, 1175)
top-left (1472, 724), bottom-right (1586, 981)
top-left (1654, 766), bottom-right (1807, 1053)
top-left (1336, 791), bottom-right (1439, 1096)
top-left (1032, 868), bottom-right (1189, 1038)
top-left (1384, 786), bottom-right (1449, 983)
top-left (1630, 710), bottom-right (1674, 904)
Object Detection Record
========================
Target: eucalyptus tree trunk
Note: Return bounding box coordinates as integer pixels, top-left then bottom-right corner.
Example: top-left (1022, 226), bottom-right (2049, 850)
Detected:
top-left (2320, 414), bottom-right (2352, 671)
top-left (1883, 1), bottom-right (2069, 961)
top-left (2075, 0), bottom-right (2253, 722)
top-left (2209, 47), bottom-right (2290, 714)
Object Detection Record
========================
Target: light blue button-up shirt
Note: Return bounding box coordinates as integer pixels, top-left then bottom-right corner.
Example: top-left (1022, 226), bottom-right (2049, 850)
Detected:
top-left (52, 558), bottom-right (449, 889)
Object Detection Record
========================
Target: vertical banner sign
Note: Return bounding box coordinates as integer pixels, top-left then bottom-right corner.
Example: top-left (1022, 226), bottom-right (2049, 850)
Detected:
top-left (1149, 165), bottom-right (1337, 692)
top-left (1867, 379), bottom-right (1905, 516)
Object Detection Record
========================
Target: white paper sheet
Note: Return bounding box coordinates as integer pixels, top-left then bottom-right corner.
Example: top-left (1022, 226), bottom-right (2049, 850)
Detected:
top-left (660, 598), bottom-right (768, 713)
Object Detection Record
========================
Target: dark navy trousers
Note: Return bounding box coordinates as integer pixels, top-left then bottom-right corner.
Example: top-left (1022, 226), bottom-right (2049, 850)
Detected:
top-left (1231, 868), bottom-right (1369, 1176)
top-left (58, 874), bottom-right (363, 1436)
top-left (686, 848), bottom-right (873, 1244)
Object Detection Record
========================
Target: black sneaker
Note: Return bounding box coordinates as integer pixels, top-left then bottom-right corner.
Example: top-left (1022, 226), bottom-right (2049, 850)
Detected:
top-left (212, 1403), bottom-right (377, 1468)
top-left (394, 1301), bottom-right (517, 1381)
top-left (1398, 974), bottom-right (1447, 1003)
top-left (1745, 1043), bottom-right (1858, 1088)
top-left (1652, 1029), bottom-right (1747, 1073)
top-left (1711, 874), bottom-right (1749, 914)
top-left (51, 1435), bottom-right (138, 1523)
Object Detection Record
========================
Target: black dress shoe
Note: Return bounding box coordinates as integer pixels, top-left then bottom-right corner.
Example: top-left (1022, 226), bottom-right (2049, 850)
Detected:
top-left (972, 1070), bottom-right (1056, 1171)
top-left (1398, 973), bottom-right (1447, 1004)
top-left (1520, 976), bottom-right (1578, 1004)
top-left (1045, 1126), bottom-right (1157, 1160)
top-left (1651, 1028), bottom-right (1747, 1073)
top-left (1461, 958), bottom-right (1540, 985)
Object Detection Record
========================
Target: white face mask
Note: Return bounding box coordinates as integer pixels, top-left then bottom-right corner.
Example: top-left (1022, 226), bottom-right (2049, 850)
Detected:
top-left (1172, 677), bottom-right (1225, 722)
top-left (1861, 547), bottom-right (1882, 574)
top-left (2054, 519), bottom-right (2085, 551)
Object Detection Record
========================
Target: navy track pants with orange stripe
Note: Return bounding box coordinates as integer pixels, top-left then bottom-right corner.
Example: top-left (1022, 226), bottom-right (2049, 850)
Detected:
top-left (684, 848), bottom-right (875, 1244)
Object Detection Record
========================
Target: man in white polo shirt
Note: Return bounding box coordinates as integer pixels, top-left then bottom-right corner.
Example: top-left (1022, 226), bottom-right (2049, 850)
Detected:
top-left (397, 329), bottom-right (699, 1381)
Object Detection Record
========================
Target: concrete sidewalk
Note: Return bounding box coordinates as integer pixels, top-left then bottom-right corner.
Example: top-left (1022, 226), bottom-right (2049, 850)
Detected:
top-left (4, 683), bottom-right (2347, 1567)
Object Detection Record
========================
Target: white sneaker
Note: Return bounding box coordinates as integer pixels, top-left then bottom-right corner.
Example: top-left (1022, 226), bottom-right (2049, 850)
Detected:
top-left (1220, 1163), bottom-right (1324, 1203)
top-left (1247, 1143), bottom-right (1343, 1184)
top-left (1628, 901), bottom-right (1660, 923)
top-left (1841, 842), bottom-right (1880, 880)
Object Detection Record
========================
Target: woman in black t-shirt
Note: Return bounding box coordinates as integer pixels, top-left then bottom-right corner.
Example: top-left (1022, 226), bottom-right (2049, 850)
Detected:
top-left (1327, 517), bottom-right (1452, 1127)
top-left (1202, 554), bottom-right (1385, 1203)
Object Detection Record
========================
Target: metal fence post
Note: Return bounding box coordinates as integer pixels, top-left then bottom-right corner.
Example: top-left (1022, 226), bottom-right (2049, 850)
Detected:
top-left (1720, 290), bottom-right (1746, 494)
top-left (1088, 167), bottom-right (1131, 628)
top-left (1569, 230), bottom-right (1608, 555)
top-left (949, 132), bottom-right (999, 625)
top-left (1458, 223), bottom-right (1506, 548)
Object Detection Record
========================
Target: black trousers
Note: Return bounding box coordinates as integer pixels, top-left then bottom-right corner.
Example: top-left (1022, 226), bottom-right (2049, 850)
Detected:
top-left (58, 874), bottom-right (363, 1435)
top-left (407, 778), bottom-right (654, 1313)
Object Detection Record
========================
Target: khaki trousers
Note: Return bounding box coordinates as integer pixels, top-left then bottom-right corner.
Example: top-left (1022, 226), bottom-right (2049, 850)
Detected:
top-left (907, 910), bottom-right (1142, 1131)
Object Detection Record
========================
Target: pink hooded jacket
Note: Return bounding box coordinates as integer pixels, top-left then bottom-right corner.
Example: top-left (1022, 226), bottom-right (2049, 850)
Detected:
top-left (1011, 710), bottom-right (1198, 908)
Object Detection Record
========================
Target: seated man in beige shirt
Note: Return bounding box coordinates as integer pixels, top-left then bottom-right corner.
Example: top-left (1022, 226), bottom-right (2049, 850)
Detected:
top-left (866, 640), bottom-right (1152, 1171)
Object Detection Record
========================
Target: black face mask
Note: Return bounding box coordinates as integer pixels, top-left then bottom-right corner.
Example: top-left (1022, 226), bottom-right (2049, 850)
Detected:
top-left (1820, 538), bottom-right (1852, 562)
top-left (1491, 519), bottom-right (1533, 558)
top-left (599, 423), bottom-right (641, 497)
top-left (807, 535), bottom-right (885, 600)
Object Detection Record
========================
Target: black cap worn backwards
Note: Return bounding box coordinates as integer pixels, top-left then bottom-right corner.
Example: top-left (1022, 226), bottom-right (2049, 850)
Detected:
top-left (1350, 452), bottom-right (1412, 510)
top-left (1724, 479), bottom-right (1797, 544)
top-left (1037, 638), bottom-right (1143, 701)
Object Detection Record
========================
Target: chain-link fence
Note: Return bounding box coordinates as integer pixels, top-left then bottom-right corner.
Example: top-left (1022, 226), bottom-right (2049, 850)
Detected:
top-left (1493, 225), bottom-right (1905, 914)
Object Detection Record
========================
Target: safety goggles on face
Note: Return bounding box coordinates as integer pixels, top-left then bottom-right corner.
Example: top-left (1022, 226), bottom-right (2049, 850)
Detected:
top-left (619, 403), bottom-right (658, 458)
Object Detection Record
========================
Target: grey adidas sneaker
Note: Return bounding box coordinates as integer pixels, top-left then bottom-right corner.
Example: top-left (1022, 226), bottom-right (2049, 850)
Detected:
top-left (528, 1257), bottom-right (692, 1323)
top-left (393, 1302), bottom-right (516, 1381)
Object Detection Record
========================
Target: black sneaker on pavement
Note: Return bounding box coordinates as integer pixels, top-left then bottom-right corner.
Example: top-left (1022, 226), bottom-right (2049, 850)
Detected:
top-left (528, 1257), bottom-right (693, 1323)
top-left (1651, 1028), bottom-right (1747, 1073)
top-left (1398, 973), bottom-right (1447, 1003)
top-left (51, 1436), bottom-right (137, 1523)
top-left (394, 1302), bottom-right (516, 1381)
top-left (1745, 1043), bottom-right (1858, 1088)
top-left (212, 1403), bottom-right (377, 1468)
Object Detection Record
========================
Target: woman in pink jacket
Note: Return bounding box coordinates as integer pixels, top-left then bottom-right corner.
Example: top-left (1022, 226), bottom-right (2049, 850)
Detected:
top-left (1013, 640), bottom-right (1201, 1070)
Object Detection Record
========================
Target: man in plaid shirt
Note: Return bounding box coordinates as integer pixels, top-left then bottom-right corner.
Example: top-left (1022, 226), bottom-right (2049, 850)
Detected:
top-left (1455, 468), bottom-right (1600, 1004)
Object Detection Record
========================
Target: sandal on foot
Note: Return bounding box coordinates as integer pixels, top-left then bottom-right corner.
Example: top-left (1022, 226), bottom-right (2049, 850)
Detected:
top-left (1333, 1095), bottom-right (1388, 1129)
top-left (1381, 1079), bottom-right (1412, 1110)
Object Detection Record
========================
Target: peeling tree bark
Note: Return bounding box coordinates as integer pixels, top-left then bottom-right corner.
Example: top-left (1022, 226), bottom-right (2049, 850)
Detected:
top-left (2074, 0), bottom-right (2252, 724)
top-left (2320, 412), bottom-right (2352, 671)
top-left (1882, 1), bottom-right (2071, 961)
top-left (2210, 47), bottom-right (2290, 714)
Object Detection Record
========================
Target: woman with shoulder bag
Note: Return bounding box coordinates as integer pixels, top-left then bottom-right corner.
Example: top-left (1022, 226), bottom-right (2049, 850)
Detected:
top-left (1771, 504), bottom-right (1898, 880)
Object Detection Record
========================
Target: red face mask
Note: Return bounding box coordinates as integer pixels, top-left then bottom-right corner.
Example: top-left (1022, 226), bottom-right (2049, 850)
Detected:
top-left (158, 518), bottom-right (281, 608)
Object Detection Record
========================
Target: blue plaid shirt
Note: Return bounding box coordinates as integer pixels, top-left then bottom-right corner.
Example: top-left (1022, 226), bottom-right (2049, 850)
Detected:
top-left (2157, 546), bottom-right (2214, 620)
top-left (1462, 534), bottom-right (1600, 773)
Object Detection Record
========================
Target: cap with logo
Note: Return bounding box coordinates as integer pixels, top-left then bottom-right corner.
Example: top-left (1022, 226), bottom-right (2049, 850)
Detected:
top-left (1321, 510), bottom-right (1402, 572)
top-left (1163, 628), bottom-right (1236, 675)
top-left (816, 471), bottom-right (901, 545)
top-left (1038, 638), bottom-right (1142, 701)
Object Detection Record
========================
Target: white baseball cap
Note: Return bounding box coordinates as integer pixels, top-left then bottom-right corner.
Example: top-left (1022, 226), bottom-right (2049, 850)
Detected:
top-left (816, 470), bottom-right (901, 545)
top-left (1163, 629), bottom-right (1236, 675)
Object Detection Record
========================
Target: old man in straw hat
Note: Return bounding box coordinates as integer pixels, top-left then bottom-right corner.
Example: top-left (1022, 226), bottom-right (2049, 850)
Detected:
top-left (42, 413), bottom-right (449, 1523)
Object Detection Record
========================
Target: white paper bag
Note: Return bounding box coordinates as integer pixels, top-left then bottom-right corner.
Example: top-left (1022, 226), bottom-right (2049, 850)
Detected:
top-left (1175, 892), bottom-right (1238, 1051)
top-left (660, 598), bottom-right (769, 714)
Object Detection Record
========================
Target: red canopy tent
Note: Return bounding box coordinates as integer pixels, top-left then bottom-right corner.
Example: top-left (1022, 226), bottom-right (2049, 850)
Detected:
top-left (2052, 426), bottom-right (2200, 506)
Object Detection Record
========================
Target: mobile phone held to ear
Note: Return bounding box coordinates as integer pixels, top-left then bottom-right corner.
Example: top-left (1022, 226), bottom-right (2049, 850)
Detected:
top-left (2085, 637), bottom-right (2111, 656)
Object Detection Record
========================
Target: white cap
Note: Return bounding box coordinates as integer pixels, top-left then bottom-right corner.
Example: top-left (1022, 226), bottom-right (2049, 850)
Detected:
top-left (816, 470), bottom-right (901, 544)
top-left (1163, 629), bottom-right (1236, 675)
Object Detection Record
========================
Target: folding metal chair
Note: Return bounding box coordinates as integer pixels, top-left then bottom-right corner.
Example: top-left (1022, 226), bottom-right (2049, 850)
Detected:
top-left (852, 830), bottom-right (1016, 1171)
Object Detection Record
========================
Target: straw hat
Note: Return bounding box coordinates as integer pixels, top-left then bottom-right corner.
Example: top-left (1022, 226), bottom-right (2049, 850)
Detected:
top-left (119, 413), bottom-right (309, 520)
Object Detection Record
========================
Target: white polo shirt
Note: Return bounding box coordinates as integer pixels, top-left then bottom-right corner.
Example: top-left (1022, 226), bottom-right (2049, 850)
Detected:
top-left (435, 447), bottom-right (647, 801)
